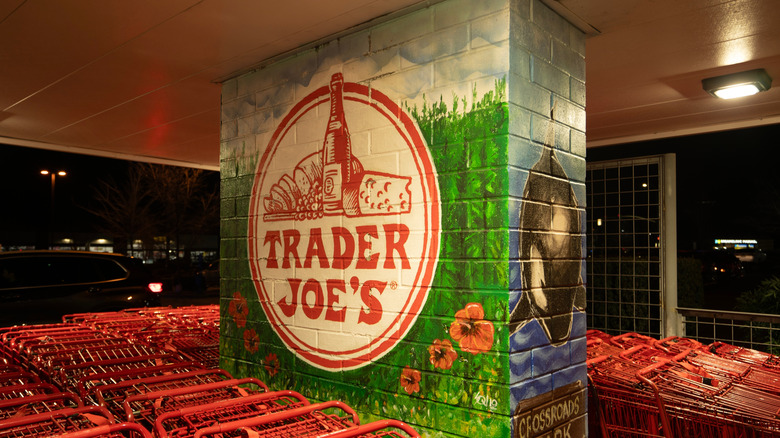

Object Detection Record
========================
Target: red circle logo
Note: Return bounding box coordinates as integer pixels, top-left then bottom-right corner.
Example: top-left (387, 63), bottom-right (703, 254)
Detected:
top-left (248, 74), bottom-right (440, 370)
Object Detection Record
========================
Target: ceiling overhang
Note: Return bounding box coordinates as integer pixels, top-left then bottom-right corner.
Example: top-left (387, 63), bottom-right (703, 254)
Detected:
top-left (1, 0), bottom-right (778, 168)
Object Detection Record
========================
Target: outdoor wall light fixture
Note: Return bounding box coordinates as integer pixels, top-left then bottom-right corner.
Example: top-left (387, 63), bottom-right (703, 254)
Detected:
top-left (702, 68), bottom-right (772, 99)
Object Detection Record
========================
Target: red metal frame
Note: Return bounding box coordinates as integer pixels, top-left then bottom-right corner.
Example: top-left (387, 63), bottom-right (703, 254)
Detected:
top-left (190, 400), bottom-right (359, 438)
top-left (60, 354), bottom-right (188, 394)
top-left (0, 382), bottom-right (60, 400)
top-left (0, 392), bottom-right (82, 421)
top-left (154, 390), bottom-right (310, 438)
top-left (0, 405), bottom-right (114, 437)
top-left (319, 420), bottom-right (421, 438)
top-left (93, 369), bottom-right (233, 416)
top-left (48, 422), bottom-right (153, 438)
top-left (121, 377), bottom-right (269, 424)
top-left (0, 370), bottom-right (40, 387)
top-left (75, 361), bottom-right (203, 400)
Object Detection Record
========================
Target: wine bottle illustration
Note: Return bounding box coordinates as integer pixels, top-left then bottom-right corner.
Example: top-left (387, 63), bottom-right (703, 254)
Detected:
top-left (262, 73), bottom-right (413, 221)
top-left (322, 73), bottom-right (363, 215)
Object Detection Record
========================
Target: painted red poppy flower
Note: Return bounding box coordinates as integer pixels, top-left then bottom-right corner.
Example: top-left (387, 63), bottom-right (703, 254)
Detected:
top-left (399, 366), bottom-right (421, 395)
top-left (265, 353), bottom-right (280, 377)
top-left (229, 291), bottom-right (249, 328)
top-left (243, 328), bottom-right (260, 353)
top-left (428, 339), bottom-right (458, 370)
top-left (449, 302), bottom-right (495, 355)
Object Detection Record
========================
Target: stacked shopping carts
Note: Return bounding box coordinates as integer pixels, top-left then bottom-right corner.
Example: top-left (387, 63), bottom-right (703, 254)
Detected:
top-left (588, 330), bottom-right (780, 437)
top-left (0, 305), bottom-right (418, 438)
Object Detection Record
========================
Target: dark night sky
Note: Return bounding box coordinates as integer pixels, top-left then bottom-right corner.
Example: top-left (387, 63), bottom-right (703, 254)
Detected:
top-left (589, 123), bottom-right (780, 251)
top-left (0, 144), bottom-right (218, 246)
top-left (0, 145), bottom-right (127, 233)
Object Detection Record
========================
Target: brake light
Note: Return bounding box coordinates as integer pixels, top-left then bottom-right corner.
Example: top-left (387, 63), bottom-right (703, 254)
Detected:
top-left (148, 282), bottom-right (164, 293)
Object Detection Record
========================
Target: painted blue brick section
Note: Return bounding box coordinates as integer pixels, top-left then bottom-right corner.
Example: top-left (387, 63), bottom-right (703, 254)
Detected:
top-left (507, 0), bottom-right (587, 434)
top-left (531, 343), bottom-right (572, 377)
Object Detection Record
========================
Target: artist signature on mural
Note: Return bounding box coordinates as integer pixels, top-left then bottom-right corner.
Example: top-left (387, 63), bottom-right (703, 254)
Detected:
top-left (474, 392), bottom-right (499, 411)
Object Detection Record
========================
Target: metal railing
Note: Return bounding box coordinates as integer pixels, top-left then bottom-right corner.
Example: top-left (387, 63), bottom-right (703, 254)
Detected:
top-left (678, 307), bottom-right (780, 354)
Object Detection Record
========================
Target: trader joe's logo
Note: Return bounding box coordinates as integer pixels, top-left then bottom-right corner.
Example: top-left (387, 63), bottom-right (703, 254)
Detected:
top-left (248, 73), bottom-right (440, 371)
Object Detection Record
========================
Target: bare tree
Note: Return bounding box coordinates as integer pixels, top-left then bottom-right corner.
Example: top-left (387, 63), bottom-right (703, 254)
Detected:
top-left (85, 162), bottom-right (219, 259)
top-left (82, 163), bottom-right (155, 255)
top-left (137, 163), bottom-right (219, 260)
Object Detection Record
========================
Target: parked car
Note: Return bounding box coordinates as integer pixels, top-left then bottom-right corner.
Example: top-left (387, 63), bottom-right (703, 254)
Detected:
top-left (0, 251), bottom-right (164, 326)
top-left (696, 250), bottom-right (745, 284)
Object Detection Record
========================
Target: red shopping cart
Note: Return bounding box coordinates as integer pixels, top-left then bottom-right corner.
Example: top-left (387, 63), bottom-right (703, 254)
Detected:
top-left (0, 405), bottom-right (115, 437)
top-left (59, 354), bottom-right (192, 395)
top-left (0, 391), bottom-right (82, 421)
top-left (76, 360), bottom-right (205, 401)
top-left (190, 400), bottom-right (359, 438)
top-left (121, 377), bottom-right (269, 427)
top-left (48, 422), bottom-right (153, 438)
top-left (0, 382), bottom-right (60, 401)
top-left (92, 368), bottom-right (234, 418)
top-left (154, 390), bottom-right (310, 438)
top-left (320, 420), bottom-right (421, 438)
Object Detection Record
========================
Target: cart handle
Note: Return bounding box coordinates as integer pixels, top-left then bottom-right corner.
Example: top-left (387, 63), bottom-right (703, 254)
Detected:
top-left (316, 419), bottom-right (421, 438)
top-left (0, 391), bottom-right (83, 410)
top-left (618, 344), bottom-right (649, 359)
top-left (94, 368), bottom-right (232, 406)
top-left (191, 400), bottom-right (358, 438)
top-left (0, 382), bottom-right (60, 397)
top-left (77, 360), bottom-right (204, 398)
top-left (123, 377), bottom-right (269, 422)
top-left (654, 336), bottom-right (703, 354)
top-left (635, 360), bottom-right (673, 438)
top-left (672, 348), bottom-right (692, 362)
top-left (636, 359), bottom-right (670, 379)
top-left (0, 405), bottom-right (113, 429)
top-left (586, 355), bottom-right (609, 366)
top-left (586, 338), bottom-right (602, 347)
top-left (609, 332), bottom-right (653, 347)
top-left (153, 389), bottom-right (309, 437)
top-left (49, 422), bottom-right (153, 438)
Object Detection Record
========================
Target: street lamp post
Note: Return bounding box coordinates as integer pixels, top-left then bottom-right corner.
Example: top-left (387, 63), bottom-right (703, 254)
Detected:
top-left (41, 170), bottom-right (66, 249)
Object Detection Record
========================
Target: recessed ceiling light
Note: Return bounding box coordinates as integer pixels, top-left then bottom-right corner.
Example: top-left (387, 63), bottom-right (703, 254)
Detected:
top-left (702, 69), bottom-right (772, 99)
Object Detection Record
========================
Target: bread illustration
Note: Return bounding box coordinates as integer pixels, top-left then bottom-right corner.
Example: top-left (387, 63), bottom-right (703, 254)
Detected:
top-left (263, 153), bottom-right (412, 221)
top-left (263, 152), bottom-right (324, 221)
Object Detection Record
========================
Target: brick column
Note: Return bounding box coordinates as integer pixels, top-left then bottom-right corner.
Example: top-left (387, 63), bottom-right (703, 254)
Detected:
top-left (218, 0), bottom-right (586, 436)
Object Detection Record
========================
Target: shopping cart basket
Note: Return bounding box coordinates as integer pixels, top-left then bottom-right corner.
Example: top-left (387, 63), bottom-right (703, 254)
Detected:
top-left (190, 400), bottom-right (359, 438)
top-left (0, 391), bottom-right (82, 421)
top-left (636, 358), bottom-right (780, 437)
top-left (709, 341), bottom-right (780, 370)
top-left (154, 390), bottom-right (310, 438)
top-left (49, 422), bottom-right (153, 438)
top-left (320, 420), bottom-right (421, 438)
top-left (144, 329), bottom-right (220, 369)
top-left (0, 382), bottom-right (60, 400)
top-left (0, 370), bottom-right (39, 387)
top-left (0, 405), bottom-right (114, 437)
top-left (93, 368), bottom-right (234, 418)
top-left (122, 377), bottom-right (269, 426)
top-left (59, 354), bottom-right (192, 395)
top-left (76, 360), bottom-right (205, 401)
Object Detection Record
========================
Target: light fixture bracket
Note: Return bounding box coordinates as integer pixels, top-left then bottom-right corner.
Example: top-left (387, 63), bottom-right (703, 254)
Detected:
top-left (702, 68), bottom-right (772, 99)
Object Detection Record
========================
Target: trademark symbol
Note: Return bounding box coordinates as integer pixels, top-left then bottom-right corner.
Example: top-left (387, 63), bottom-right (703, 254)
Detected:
top-left (389, 281), bottom-right (398, 290)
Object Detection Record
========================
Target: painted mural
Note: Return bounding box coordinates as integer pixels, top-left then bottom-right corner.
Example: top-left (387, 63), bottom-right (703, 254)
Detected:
top-left (508, 110), bottom-right (587, 438)
top-left (247, 72), bottom-right (440, 371)
top-left (219, 1), bottom-right (587, 436)
top-left (509, 139), bottom-right (586, 346)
